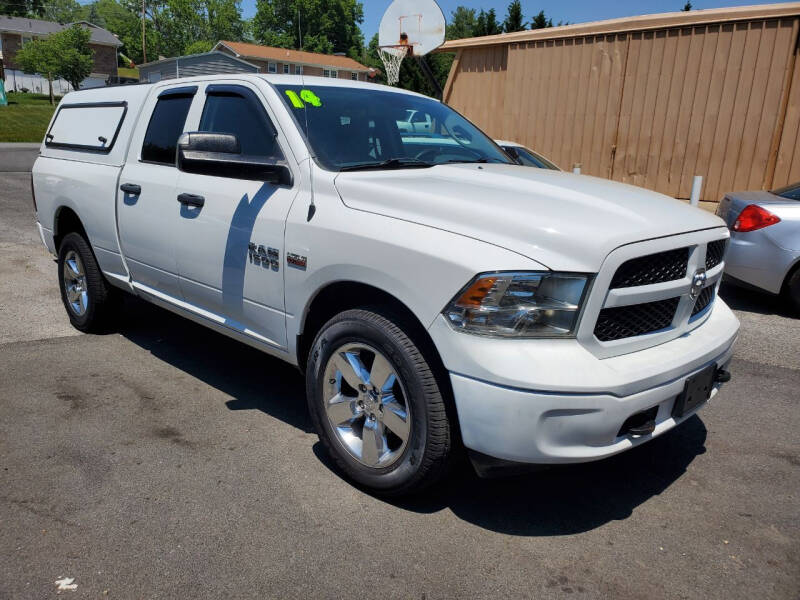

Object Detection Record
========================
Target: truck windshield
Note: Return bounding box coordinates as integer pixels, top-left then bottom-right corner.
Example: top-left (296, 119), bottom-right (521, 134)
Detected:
top-left (275, 85), bottom-right (512, 171)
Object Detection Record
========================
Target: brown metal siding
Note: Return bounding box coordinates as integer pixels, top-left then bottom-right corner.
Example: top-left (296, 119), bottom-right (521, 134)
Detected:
top-left (444, 14), bottom-right (800, 201)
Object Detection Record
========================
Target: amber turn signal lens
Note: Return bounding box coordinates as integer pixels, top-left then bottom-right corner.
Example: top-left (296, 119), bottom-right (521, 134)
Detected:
top-left (455, 276), bottom-right (498, 307)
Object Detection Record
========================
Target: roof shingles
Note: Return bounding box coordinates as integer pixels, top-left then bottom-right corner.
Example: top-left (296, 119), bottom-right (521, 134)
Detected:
top-left (217, 41), bottom-right (371, 72)
top-left (0, 16), bottom-right (121, 46)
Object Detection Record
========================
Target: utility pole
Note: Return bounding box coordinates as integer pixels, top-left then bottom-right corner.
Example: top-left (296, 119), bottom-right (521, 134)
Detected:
top-left (141, 0), bottom-right (147, 63)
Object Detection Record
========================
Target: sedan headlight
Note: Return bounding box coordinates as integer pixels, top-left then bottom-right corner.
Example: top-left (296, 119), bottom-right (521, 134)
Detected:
top-left (443, 272), bottom-right (591, 338)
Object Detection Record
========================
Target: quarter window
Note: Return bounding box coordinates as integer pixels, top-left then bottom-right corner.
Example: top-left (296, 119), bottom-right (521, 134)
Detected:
top-left (141, 92), bottom-right (194, 164)
top-left (199, 88), bottom-right (283, 159)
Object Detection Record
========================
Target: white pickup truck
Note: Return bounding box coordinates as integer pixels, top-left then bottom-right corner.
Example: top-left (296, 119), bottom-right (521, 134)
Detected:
top-left (32, 74), bottom-right (739, 494)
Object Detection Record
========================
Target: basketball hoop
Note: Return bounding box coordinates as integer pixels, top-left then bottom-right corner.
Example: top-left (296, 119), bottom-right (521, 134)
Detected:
top-left (379, 0), bottom-right (445, 86)
top-left (379, 45), bottom-right (410, 86)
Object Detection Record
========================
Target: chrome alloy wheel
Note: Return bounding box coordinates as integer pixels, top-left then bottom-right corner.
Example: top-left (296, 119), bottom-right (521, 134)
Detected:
top-left (322, 343), bottom-right (412, 468)
top-left (63, 250), bottom-right (89, 316)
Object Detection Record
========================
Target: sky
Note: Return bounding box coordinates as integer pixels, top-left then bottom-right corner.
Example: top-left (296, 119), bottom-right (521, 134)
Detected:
top-left (234, 0), bottom-right (789, 41)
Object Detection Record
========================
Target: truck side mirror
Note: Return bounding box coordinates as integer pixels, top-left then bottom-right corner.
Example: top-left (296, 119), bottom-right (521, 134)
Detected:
top-left (177, 132), bottom-right (292, 186)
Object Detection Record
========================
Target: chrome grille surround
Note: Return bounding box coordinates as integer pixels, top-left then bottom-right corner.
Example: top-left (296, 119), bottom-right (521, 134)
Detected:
top-left (576, 229), bottom-right (729, 359)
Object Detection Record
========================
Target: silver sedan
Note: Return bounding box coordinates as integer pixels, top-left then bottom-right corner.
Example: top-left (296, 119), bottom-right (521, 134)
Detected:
top-left (717, 182), bottom-right (800, 313)
top-left (495, 140), bottom-right (560, 170)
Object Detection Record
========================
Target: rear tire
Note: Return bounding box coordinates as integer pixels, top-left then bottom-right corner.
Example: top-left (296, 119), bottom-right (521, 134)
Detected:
top-left (785, 267), bottom-right (800, 316)
top-left (306, 308), bottom-right (452, 495)
top-left (57, 232), bottom-right (118, 332)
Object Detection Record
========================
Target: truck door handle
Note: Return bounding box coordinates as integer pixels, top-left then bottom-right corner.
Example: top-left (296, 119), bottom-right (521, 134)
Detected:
top-left (177, 193), bottom-right (205, 208)
top-left (120, 183), bottom-right (141, 195)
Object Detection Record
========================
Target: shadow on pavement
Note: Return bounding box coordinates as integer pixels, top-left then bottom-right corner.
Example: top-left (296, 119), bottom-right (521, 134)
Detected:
top-left (316, 415), bottom-right (707, 536)
top-left (117, 294), bottom-right (707, 536)
top-left (117, 294), bottom-right (313, 434)
top-left (718, 281), bottom-right (794, 317)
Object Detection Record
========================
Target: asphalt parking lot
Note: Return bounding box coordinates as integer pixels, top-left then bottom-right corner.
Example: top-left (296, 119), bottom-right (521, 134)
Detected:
top-left (1, 151), bottom-right (798, 599)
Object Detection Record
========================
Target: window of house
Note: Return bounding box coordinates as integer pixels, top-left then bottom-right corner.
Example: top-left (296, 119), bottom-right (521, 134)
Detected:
top-left (267, 62), bottom-right (277, 74)
top-left (295, 65), bottom-right (303, 75)
top-left (323, 69), bottom-right (338, 79)
top-left (141, 89), bottom-right (195, 164)
top-left (351, 72), bottom-right (358, 81)
top-left (283, 64), bottom-right (290, 74)
top-left (22, 36), bottom-right (33, 46)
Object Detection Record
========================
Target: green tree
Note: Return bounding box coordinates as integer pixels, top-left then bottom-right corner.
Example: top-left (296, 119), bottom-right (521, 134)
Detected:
top-left (14, 36), bottom-right (58, 103)
top-left (503, 0), bottom-right (526, 32)
top-left (682, 2), bottom-right (692, 10)
top-left (79, 0), bottom-right (149, 63)
top-left (184, 40), bottom-right (214, 55)
top-left (49, 25), bottom-right (94, 90)
top-left (447, 6), bottom-right (477, 40)
top-left (15, 25), bottom-right (93, 102)
top-left (252, 0), bottom-right (364, 57)
top-left (40, 0), bottom-right (83, 24)
top-left (0, 0), bottom-right (43, 16)
top-left (473, 9), bottom-right (501, 37)
top-left (530, 10), bottom-right (553, 29)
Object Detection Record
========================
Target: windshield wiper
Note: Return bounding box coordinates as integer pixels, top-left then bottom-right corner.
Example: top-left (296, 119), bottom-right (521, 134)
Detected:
top-left (444, 157), bottom-right (505, 165)
top-left (339, 158), bottom-right (435, 172)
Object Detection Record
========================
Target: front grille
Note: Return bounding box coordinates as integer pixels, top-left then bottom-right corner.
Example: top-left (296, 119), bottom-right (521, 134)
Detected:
top-left (705, 239), bottom-right (727, 270)
top-left (691, 285), bottom-right (715, 316)
top-left (594, 297), bottom-right (680, 342)
top-left (610, 248), bottom-right (689, 289)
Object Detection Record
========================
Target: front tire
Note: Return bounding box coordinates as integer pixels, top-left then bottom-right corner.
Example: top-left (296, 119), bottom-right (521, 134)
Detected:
top-left (57, 232), bottom-right (117, 332)
top-left (306, 309), bottom-right (452, 495)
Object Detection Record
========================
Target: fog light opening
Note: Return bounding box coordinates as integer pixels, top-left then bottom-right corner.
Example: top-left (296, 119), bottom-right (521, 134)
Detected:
top-left (618, 406), bottom-right (658, 437)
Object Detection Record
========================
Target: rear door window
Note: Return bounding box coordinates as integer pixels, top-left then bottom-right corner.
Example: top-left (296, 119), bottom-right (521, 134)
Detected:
top-left (45, 102), bottom-right (127, 152)
top-left (141, 88), bottom-right (196, 165)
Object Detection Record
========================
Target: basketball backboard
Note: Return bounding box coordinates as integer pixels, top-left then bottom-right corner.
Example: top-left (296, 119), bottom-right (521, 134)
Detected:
top-left (378, 0), bottom-right (446, 57)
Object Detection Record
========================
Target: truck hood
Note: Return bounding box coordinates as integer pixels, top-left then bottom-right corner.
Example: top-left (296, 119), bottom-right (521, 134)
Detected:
top-left (334, 163), bottom-right (725, 272)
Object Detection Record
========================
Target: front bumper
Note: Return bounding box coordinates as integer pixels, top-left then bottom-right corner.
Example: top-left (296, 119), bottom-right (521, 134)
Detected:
top-left (430, 300), bottom-right (739, 464)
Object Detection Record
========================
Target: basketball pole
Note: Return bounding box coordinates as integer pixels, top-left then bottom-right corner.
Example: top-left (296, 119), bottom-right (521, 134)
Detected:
top-left (413, 55), bottom-right (443, 101)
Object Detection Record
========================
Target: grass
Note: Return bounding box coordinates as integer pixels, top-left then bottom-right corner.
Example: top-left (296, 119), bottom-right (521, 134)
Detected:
top-left (117, 67), bottom-right (139, 79)
top-left (0, 92), bottom-right (60, 143)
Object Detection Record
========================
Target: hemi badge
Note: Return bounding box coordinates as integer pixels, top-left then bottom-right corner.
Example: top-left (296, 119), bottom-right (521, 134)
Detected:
top-left (287, 253), bottom-right (307, 270)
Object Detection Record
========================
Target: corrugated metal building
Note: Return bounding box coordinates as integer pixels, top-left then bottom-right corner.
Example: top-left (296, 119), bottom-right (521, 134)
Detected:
top-left (137, 51), bottom-right (259, 83)
top-left (438, 3), bottom-right (800, 201)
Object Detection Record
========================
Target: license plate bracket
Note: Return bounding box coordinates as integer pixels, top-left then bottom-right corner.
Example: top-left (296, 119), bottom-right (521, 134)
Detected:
top-left (673, 364), bottom-right (716, 418)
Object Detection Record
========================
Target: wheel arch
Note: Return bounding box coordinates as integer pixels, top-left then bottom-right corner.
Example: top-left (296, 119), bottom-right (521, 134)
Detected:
top-left (297, 279), bottom-right (462, 449)
top-left (53, 205), bottom-right (88, 252)
top-left (297, 281), bottom-right (438, 372)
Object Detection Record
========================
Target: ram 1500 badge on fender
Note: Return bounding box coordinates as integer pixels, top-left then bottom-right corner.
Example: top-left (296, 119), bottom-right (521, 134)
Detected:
top-left (32, 75), bottom-right (739, 495)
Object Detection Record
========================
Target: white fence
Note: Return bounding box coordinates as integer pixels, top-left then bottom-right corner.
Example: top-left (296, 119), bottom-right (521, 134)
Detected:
top-left (2, 70), bottom-right (108, 94)
top-left (3, 69), bottom-right (73, 94)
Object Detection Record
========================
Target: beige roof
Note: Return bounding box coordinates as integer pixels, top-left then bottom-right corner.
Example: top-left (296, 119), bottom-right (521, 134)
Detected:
top-left (216, 41), bottom-right (372, 72)
top-left (438, 2), bottom-right (800, 50)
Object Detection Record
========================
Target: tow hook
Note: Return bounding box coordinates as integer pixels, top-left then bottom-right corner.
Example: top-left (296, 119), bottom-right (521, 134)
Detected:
top-left (714, 368), bottom-right (732, 383)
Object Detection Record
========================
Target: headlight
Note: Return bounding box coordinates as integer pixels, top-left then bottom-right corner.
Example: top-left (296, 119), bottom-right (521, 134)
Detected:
top-left (443, 272), bottom-right (591, 338)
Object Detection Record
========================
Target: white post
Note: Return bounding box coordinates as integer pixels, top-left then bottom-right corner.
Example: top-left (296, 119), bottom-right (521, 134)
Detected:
top-left (572, 163), bottom-right (581, 175)
top-left (690, 175), bottom-right (703, 207)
